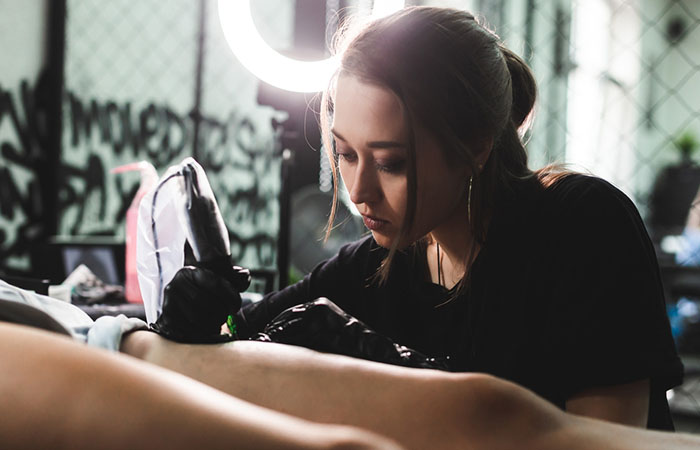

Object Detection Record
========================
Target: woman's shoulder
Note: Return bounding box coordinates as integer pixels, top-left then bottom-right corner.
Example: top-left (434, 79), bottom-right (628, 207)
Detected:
top-left (542, 172), bottom-right (624, 199)
top-left (536, 173), bottom-right (652, 249)
top-left (538, 173), bottom-right (638, 217)
top-left (500, 173), bottom-right (633, 219)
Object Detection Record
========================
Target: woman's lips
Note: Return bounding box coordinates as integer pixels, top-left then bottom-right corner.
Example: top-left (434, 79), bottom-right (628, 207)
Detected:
top-left (362, 215), bottom-right (388, 231)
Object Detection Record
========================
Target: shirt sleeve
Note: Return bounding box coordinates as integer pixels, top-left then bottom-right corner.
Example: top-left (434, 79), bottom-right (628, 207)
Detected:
top-left (547, 176), bottom-right (683, 398)
top-left (235, 236), bottom-right (377, 337)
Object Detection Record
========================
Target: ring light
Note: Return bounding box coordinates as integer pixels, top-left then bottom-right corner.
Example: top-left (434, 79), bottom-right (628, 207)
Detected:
top-left (217, 0), bottom-right (405, 93)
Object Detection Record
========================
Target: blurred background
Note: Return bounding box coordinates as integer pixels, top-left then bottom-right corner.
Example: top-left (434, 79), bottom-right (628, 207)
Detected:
top-left (1, 0), bottom-right (699, 429)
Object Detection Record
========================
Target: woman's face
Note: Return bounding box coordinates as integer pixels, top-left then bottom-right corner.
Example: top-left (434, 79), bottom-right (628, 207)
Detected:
top-left (332, 74), bottom-right (469, 248)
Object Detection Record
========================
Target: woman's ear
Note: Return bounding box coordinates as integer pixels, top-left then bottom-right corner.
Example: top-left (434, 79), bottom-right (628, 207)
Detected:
top-left (475, 138), bottom-right (494, 173)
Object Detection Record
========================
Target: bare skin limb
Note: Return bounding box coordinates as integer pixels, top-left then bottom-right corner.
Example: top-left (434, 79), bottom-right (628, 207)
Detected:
top-left (567, 379), bottom-right (650, 426)
top-left (122, 330), bottom-right (700, 450)
top-left (0, 323), bottom-right (401, 450)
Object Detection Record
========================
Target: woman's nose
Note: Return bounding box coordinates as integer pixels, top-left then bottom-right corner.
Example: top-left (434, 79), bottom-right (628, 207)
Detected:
top-left (348, 163), bottom-right (380, 205)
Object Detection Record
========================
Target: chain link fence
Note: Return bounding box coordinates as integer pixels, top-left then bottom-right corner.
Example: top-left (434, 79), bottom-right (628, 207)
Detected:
top-left (61, 0), bottom-right (282, 281)
top-left (62, 0), bottom-right (199, 235)
top-left (436, 0), bottom-right (700, 235)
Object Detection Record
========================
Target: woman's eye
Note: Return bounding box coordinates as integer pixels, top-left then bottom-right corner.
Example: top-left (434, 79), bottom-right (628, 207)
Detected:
top-left (337, 152), bottom-right (357, 163)
top-left (377, 160), bottom-right (406, 174)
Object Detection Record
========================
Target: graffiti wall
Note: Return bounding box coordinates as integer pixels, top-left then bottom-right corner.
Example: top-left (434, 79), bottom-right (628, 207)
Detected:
top-left (0, 2), bottom-right (49, 271)
top-left (1, 0), bottom-right (294, 275)
top-left (0, 81), bottom-right (45, 271)
top-left (59, 0), bottom-right (286, 271)
top-left (59, 90), bottom-right (282, 268)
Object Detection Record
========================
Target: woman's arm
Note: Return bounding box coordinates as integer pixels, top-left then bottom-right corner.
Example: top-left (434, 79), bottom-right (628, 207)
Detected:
top-left (566, 379), bottom-right (650, 426)
top-left (0, 322), bottom-right (400, 450)
top-left (548, 177), bottom-right (681, 427)
top-left (237, 236), bottom-right (377, 337)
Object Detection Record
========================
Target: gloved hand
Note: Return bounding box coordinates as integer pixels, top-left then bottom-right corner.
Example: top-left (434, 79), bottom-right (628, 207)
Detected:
top-left (254, 298), bottom-right (451, 370)
top-left (150, 260), bottom-right (250, 343)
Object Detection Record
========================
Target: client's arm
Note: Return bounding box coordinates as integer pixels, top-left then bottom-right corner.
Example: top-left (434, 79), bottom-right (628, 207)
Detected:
top-left (123, 331), bottom-right (700, 450)
top-left (0, 323), bottom-right (400, 450)
top-left (566, 379), bottom-right (650, 426)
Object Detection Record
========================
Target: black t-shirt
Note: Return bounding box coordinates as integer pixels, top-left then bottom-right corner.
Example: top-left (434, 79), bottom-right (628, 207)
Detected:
top-left (238, 174), bottom-right (684, 429)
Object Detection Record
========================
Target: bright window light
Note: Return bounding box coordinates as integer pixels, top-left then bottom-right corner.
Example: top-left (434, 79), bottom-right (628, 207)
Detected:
top-left (369, 0), bottom-right (405, 19)
top-left (217, 0), bottom-right (404, 93)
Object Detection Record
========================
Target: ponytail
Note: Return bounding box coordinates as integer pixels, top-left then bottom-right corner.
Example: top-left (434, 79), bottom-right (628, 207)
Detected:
top-left (500, 46), bottom-right (537, 132)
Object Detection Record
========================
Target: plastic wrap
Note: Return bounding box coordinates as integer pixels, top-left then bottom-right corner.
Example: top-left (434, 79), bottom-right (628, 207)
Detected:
top-left (136, 157), bottom-right (231, 324)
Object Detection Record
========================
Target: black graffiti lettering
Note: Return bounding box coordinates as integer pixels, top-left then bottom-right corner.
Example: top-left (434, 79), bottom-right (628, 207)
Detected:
top-left (235, 117), bottom-right (257, 157)
top-left (2, 82), bottom-right (281, 272)
top-left (65, 93), bottom-right (278, 174)
top-left (56, 175), bottom-right (77, 213)
top-left (124, 102), bottom-right (141, 154)
top-left (0, 87), bottom-right (13, 127)
top-left (0, 84), bottom-right (32, 154)
top-left (69, 94), bottom-right (136, 155)
top-left (68, 92), bottom-right (102, 148)
top-left (227, 186), bottom-right (274, 228)
top-left (102, 101), bottom-right (118, 146)
top-left (55, 151), bottom-right (108, 235)
top-left (162, 107), bottom-right (187, 160)
top-left (21, 80), bottom-right (46, 153)
top-left (24, 180), bottom-right (44, 240)
top-left (1, 141), bottom-right (24, 166)
top-left (103, 101), bottom-right (130, 154)
top-left (0, 81), bottom-right (49, 268)
top-left (0, 175), bottom-right (43, 256)
top-left (63, 153), bottom-right (108, 235)
top-left (88, 154), bottom-right (107, 220)
top-left (230, 232), bottom-right (277, 267)
top-left (198, 116), bottom-right (227, 171)
top-left (139, 103), bottom-right (161, 160)
top-left (222, 177), bottom-right (278, 267)
top-left (251, 148), bottom-right (276, 176)
top-left (68, 94), bottom-right (191, 164)
top-left (0, 166), bottom-right (21, 220)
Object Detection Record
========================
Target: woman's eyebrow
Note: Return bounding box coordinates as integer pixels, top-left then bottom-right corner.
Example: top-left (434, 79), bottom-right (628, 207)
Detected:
top-left (331, 129), bottom-right (347, 141)
top-left (331, 129), bottom-right (406, 149)
top-left (366, 140), bottom-right (406, 149)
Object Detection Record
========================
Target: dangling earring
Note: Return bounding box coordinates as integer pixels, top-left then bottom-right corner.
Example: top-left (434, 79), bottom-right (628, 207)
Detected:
top-left (467, 175), bottom-right (473, 223)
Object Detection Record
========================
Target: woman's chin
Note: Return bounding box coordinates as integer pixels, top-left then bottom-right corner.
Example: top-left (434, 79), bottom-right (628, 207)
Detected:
top-left (370, 231), bottom-right (413, 250)
top-left (370, 231), bottom-right (393, 248)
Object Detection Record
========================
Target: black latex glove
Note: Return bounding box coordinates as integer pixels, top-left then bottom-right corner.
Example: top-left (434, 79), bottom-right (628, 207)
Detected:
top-left (254, 298), bottom-right (450, 370)
top-left (150, 260), bottom-right (250, 344)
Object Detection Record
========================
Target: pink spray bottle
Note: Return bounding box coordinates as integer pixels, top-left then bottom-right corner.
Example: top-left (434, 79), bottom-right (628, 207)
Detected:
top-left (111, 161), bottom-right (158, 303)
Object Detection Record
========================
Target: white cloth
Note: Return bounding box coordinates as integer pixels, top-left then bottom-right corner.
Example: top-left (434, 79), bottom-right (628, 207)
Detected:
top-left (88, 314), bottom-right (149, 351)
top-left (0, 279), bottom-right (148, 351)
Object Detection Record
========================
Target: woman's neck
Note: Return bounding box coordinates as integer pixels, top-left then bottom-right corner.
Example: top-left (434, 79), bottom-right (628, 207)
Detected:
top-left (425, 188), bottom-right (491, 288)
top-left (427, 241), bottom-right (468, 289)
top-left (427, 217), bottom-right (473, 289)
